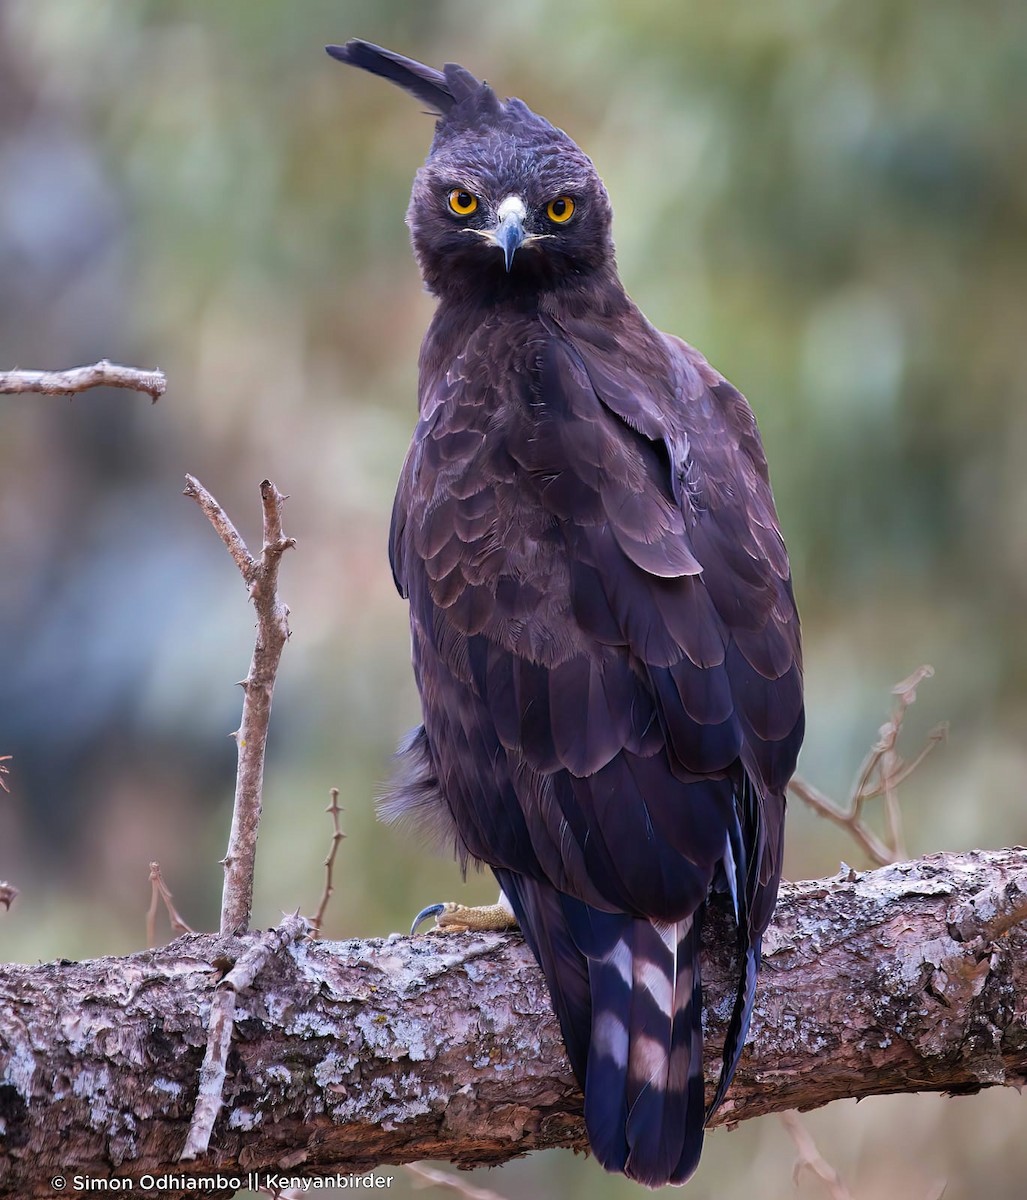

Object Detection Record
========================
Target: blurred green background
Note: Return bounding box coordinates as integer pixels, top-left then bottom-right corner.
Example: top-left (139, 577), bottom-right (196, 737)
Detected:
top-left (1, 1), bottom-right (1025, 1197)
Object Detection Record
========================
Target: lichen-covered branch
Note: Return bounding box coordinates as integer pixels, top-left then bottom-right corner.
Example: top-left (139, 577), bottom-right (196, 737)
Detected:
top-left (180, 914), bottom-right (309, 1162)
top-left (1, 849), bottom-right (1025, 1199)
top-left (0, 360), bottom-right (166, 401)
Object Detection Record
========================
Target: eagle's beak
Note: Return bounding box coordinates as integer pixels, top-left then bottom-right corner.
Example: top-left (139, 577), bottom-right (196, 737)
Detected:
top-left (494, 211), bottom-right (526, 272)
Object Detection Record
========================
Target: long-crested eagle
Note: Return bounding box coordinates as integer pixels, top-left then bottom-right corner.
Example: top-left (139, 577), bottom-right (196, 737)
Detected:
top-left (328, 40), bottom-right (804, 1189)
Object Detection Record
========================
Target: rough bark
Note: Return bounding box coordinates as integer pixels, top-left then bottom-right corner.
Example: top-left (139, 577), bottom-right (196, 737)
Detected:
top-left (1, 848), bottom-right (1026, 1198)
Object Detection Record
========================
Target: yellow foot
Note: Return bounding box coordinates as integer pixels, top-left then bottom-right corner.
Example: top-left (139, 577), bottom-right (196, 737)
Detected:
top-left (410, 894), bottom-right (519, 935)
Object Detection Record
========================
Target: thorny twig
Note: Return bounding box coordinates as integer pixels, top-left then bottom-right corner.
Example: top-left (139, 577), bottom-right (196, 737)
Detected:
top-left (146, 861), bottom-right (195, 947)
top-left (782, 1105), bottom-right (948, 1200)
top-left (779, 1111), bottom-right (855, 1200)
top-left (309, 787), bottom-right (346, 939)
top-left (180, 913), bottom-right (308, 1161)
top-left (789, 665), bottom-right (947, 867)
top-left (404, 1162), bottom-right (512, 1199)
top-left (183, 476), bottom-right (295, 936)
top-left (0, 359), bottom-right (166, 402)
top-left (782, 667), bottom-right (947, 1196)
top-left (178, 478), bottom-right (296, 1163)
top-left (1, 758), bottom-right (15, 912)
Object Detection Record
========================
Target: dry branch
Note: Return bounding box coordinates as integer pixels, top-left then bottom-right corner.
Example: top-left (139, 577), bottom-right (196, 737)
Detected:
top-left (403, 1162), bottom-right (511, 1198)
top-left (146, 861), bottom-right (195, 947)
top-left (183, 476), bottom-right (295, 935)
top-left (0, 360), bottom-right (166, 401)
top-left (779, 1110), bottom-right (854, 1200)
top-left (790, 665), bottom-right (947, 866)
top-left (309, 788), bottom-right (346, 939)
top-left (1, 848), bottom-right (1025, 1198)
top-left (181, 914), bottom-right (309, 1161)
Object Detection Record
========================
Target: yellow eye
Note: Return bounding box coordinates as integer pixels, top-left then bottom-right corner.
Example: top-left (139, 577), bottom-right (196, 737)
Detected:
top-left (448, 189), bottom-right (479, 216)
top-left (546, 195), bottom-right (575, 223)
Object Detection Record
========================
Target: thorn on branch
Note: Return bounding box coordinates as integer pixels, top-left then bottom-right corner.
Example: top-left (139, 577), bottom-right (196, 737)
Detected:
top-left (0, 359), bottom-right (167, 401)
top-left (790, 665), bottom-right (946, 867)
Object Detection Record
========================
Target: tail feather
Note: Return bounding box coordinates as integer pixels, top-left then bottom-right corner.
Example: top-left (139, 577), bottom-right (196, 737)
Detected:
top-left (707, 798), bottom-right (760, 1119)
top-left (499, 856), bottom-right (760, 1188)
top-left (518, 888), bottom-right (708, 1188)
top-left (622, 916), bottom-right (705, 1185)
top-left (708, 942), bottom-right (759, 1118)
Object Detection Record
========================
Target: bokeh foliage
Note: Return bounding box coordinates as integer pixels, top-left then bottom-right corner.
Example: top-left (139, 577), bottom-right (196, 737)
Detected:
top-left (1, 2), bottom-right (1025, 1197)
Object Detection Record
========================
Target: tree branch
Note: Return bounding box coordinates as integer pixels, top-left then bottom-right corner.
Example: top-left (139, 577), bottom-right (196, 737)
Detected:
top-left (1, 848), bottom-right (1025, 1198)
top-left (180, 914), bottom-right (309, 1162)
top-left (0, 360), bottom-right (166, 401)
top-left (183, 476), bottom-right (295, 936)
top-left (790, 664), bottom-right (947, 867)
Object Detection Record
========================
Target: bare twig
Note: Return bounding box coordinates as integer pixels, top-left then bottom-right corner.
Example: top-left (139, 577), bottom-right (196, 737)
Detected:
top-left (180, 912), bottom-right (308, 1161)
top-left (1, 758), bottom-right (16, 911)
top-left (779, 1110), bottom-right (855, 1200)
top-left (788, 776), bottom-right (896, 866)
top-left (182, 477), bottom-right (255, 583)
top-left (404, 1162), bottom-right (510, 1199)
top-left (309, 787), bottom-right (346, 939)
top-left (790, 665), bottom-right (946, 866)
top-left (784, 667), bottom-right (948, 1185)
top-left (178, 477), bottom-right (296, 1164)
top-left (0, 360), bottom-right (166, 402)
top-left (146, 861), bottom-right (195, 947)
top-left (183, 476), bottom-right (295, 936)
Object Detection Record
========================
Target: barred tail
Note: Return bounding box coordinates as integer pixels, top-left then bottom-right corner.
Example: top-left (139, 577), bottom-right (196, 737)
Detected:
top-left (498, 871), bottom-right (708, 1189)
top-left (583, 909), bottom-right (706, 1187)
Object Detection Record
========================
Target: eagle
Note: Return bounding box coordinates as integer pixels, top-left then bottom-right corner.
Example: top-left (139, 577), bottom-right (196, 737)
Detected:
top-left (328, 41), bottom-right (804, 1189)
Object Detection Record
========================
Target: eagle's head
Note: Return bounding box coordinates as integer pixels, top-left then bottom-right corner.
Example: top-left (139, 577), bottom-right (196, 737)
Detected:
top-left (327, 40), bottom-right (615, 299)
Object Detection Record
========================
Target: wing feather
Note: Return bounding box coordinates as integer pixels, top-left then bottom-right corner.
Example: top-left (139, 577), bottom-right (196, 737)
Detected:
top-left (386, 306), bottom-right (803, 1186)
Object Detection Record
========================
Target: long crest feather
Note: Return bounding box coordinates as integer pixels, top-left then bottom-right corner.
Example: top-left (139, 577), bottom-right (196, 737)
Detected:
top-left (326, 40), bottom-right (468, 115)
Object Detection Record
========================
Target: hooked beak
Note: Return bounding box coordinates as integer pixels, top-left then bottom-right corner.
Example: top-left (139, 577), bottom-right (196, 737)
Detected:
top-left (494, 211), bottom-right (526, 272)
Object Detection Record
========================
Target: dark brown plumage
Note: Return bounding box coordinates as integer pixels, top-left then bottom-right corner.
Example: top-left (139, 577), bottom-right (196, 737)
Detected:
top-left (329, 40), bottom-right (804, 1188)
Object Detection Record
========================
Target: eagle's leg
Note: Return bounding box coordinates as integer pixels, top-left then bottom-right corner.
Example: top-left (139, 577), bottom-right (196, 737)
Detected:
top-left (410, 891), bottom-right (518, 935)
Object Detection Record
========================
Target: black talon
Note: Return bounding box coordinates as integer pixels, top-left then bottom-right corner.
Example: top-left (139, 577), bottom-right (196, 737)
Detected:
top-left (410, 903), bottom-right (445, 936)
